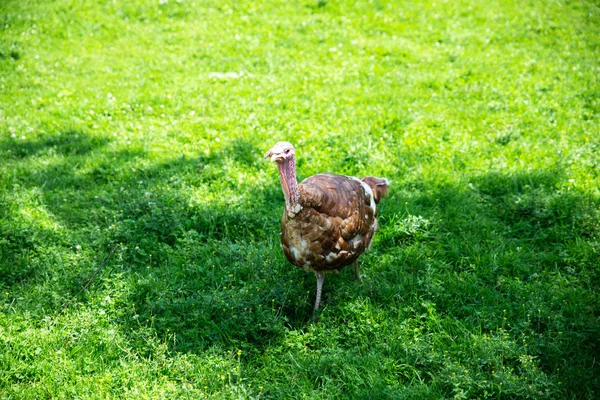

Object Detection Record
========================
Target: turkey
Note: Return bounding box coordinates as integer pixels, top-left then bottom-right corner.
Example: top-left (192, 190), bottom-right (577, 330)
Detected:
top-left (264, 141), bottom-right (389, 313)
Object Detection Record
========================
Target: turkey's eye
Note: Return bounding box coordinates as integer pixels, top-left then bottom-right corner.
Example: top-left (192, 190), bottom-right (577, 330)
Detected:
top-left (285, 149), bottom-right (290, 154)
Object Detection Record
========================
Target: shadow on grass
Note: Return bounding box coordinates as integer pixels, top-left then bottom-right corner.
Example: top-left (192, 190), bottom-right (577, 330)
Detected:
top-left (0, 129), bottom-right (110, 159)
top-left (0, 133), bottom-right (314, 347)
top-left (1, 133), bottom-right (599, 393)
top-left (371, 169), bottom-right (599, 394)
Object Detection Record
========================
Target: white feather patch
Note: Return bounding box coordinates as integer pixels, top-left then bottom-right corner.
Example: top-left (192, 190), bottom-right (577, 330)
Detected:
top-left (325, 252), bottom-right (337, 262)
top-left (348, 234), bottom-right (363, 249)
top-left (350, 177), bottom-right (376, 214)
top-left (300, 239), bottom-right (308, 252)
top-left (290, 246), bottom-right (301, 261)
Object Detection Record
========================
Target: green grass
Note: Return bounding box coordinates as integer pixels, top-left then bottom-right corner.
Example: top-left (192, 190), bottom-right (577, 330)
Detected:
top-left (1, 0), bottom-right (599, 398)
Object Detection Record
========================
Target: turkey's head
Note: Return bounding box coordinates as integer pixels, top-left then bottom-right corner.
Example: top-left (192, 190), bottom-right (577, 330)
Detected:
top-left (264, 141), bottom-right (295, 163)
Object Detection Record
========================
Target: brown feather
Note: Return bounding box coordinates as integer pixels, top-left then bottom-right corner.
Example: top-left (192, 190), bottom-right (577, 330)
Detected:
top-left (266, 141), bottom-right (389, 311)
top-left (280, 173), bottom-right (382, 272)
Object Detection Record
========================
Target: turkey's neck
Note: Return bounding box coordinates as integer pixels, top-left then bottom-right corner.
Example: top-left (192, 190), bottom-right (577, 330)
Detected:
top-left (277, 157), bottom-right (301, 218)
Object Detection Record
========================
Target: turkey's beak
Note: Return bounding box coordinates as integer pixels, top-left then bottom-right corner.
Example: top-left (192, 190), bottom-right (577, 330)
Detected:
top-left (264, 150), bottom-right (284, 162)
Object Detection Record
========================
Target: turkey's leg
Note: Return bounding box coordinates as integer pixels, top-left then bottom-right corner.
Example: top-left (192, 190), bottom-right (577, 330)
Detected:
top-left (314, 271), bottom-right (325, 311)
top-left (353, 260), bottom-right (361, 281)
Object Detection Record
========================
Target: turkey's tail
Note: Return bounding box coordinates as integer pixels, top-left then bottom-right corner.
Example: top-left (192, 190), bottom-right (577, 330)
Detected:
top-left (361, 177), bottom-right (389, 204)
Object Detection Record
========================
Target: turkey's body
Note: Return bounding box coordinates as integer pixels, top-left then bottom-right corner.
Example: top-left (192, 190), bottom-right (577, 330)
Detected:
top-left (280, 173), bottom-right (378, 273)
top-left (265, 142), bottom-right (388, 314)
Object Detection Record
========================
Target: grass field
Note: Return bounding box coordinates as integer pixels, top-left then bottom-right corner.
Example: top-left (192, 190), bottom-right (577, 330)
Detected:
top-left (1, 0), bottom-right (599, 398)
